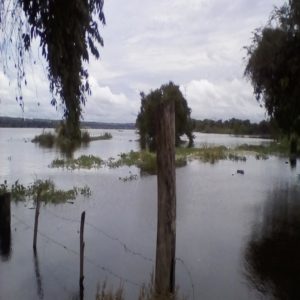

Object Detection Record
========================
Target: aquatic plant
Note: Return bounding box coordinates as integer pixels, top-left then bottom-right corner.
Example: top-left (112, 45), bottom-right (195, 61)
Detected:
top-left (110, 151), bottom-right (187, 175)
top-left (31, 131), bottom-right (55, 147)
top-left (176, 145), bottom-right (228, 164)
top-left (118, 171), bottom-right (138, 182)
top-left (236, 141), bottom-right (289, 155)
top-left (0, 179), bottom-right (91, 203)
top-left (32, 130), bottom-right (112, 157)
top-left (89, 132), bottom-right (113, 141)
top-left (51, 155), bottom-right (103, 169)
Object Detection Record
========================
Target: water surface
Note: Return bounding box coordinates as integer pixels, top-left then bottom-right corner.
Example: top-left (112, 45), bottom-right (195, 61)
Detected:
top-left (0, 128), bottom-right (299, 300)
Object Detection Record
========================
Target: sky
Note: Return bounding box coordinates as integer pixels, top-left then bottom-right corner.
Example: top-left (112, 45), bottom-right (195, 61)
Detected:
top-left (0, 0), bottom-right (283, 123)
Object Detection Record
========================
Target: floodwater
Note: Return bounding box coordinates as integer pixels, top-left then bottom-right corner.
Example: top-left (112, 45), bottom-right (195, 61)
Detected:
top-left (0, 128), bottom-right (299, 300)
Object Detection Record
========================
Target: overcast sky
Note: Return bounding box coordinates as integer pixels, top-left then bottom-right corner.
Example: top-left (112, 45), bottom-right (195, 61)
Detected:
top-left (0, 0), bottom-right (283, 123)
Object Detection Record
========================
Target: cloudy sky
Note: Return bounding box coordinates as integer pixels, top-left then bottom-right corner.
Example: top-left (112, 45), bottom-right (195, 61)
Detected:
top-left (0, 0), bottom-right (283, 123)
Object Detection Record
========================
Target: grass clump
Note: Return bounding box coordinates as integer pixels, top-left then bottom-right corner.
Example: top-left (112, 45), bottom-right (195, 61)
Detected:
top-left (95, 282), bottom-right (124, 300)
top-left (176, 145), bottom-right (228, 164)
top-left (51, 155), bottom-right (103, 170)
top-left (0, 179), bottom-right (91, 203)
top-left (110, 151), bottom-right (187, 175)
top-left (236, 141), bottom-right (289, 155)
top-left (95, 275), bottom-right (185, 300)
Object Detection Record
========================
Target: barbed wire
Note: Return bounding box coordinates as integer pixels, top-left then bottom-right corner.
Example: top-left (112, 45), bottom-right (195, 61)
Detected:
top-left (11, 211), bottom-right (195, 298)
top-left (175, 257), bottom-right (195, 300)
top-left (42, 207), bottom-right (154, 263)
top-left (11, 213), bottom-right (144, 288)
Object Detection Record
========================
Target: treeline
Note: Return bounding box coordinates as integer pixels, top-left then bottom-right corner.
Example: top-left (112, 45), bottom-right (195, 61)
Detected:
top-left (193, 118), bottom-right (275, 136)
top-left (0, 116), bottom-right (134, 130)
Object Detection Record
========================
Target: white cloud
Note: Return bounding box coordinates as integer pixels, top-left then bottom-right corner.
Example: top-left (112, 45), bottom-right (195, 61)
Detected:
top-left (183, 78), bottom-right (266, 122)
top-left (0, 0), bottom-right (283, 122)
top-left (82, 77), bottom-right (138, 122)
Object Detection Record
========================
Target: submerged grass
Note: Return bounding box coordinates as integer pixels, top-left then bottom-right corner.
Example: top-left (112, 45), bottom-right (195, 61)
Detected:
top-left (48, 139), bottom-right (291, 175)
top-left (32, 131), bottom-right (112, 146)
top-left (51, 155), bottom-right (103, 169)
top-left (0, 179), bottom-right (91, 203)
top-left (89, 132), bottom-right (113, 141)
top-left (236, 140), bottom-right (289, 156)
top-left (95, 274), bottom-right (186, 300)
top-left (109, 151), bottom-right (187, 175)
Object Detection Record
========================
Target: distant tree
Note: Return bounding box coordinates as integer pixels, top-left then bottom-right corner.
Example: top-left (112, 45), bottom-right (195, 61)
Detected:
top-left (193, 118), bottom-right (274, 136)
top-left (136, 82), bottom-right (194, 151)
top-left (244, 0), bottom-right (300, 136)
top-left (0, 0), bottom-right (105, 139)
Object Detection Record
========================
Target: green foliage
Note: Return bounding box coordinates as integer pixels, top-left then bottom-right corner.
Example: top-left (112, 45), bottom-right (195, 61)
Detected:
top-left (176, 146), bottom-right (228, 164)
top-left (236, 140), bottom-right (290, 155)
top-left (0, 179), bottom-right (91, 203)
top-left (51, 155), bottom-right (103, 169)
top-left (32, 131), bottom-right (56, 147)
top-left (136, 82), bottom-right (194, 151)
top-left (0, 0), bottom-right (105, 139)
top-left (193, 118), bottom-right (275, 136)
top-left (244, 0), bottom-right (300, 135)
top-left (110, 150), bottom-right (187, 175)
top-left (32, 126), bottom-right (112, 157)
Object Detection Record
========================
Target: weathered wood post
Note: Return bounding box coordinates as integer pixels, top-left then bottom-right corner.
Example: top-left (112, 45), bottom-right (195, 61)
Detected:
top-left (79, 211), bottom-right (85, 300)
top-left (33, 190), bottom-right (41, 251)
top-left (155, 97), bottom-right (176, 296)
top-left (0, 192), bottom-right (11, 259)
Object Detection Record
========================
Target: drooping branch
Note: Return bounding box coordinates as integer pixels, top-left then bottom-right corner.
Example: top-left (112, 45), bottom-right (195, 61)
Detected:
top-left (0, 0), bottom-right (105, 139)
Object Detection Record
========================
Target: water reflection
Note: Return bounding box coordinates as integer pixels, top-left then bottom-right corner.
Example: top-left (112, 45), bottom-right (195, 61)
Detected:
top-left (33, 250), bottom-right (44, 299)
top-left (0, 225), bottom-right (11, 261)
top-left (245, 186), bottom-right (300, 300)
top-left (289, 157), bottom-right (297, 169)
top-left (36, 140), bottom-right (88, 159)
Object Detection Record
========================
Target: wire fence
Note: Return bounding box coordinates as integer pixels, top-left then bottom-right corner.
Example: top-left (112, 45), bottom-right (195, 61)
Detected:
top-left (11, 205), bottom-right (195, 299)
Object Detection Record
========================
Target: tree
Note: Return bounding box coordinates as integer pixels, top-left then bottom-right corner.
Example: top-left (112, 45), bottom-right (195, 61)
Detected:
top-left (0, 0), bottom-right (105, 139)
top-left (136, 82), bottom-right (194, 151)
top-left (244, 0), bottom-right (300, 136)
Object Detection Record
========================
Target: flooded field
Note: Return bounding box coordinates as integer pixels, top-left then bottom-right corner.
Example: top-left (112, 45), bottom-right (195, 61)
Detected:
top-left (0, 128), bottom-right (299, 300)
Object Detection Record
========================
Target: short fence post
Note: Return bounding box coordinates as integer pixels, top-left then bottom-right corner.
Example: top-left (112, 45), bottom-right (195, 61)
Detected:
top-left (79, 211), bottom-right (85, 300)
top-left (33, 191), bottom-right (41, 251)
top-left (155, 98), bottom-right (176, 296)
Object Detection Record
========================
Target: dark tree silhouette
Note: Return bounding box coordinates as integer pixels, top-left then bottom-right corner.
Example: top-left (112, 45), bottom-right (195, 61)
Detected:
top-left (244, 0), bottom-right (300, 136)
top-left (0, 0), bottom-right (105, 139)
top-left (136, 82), bottom-right (194, 151)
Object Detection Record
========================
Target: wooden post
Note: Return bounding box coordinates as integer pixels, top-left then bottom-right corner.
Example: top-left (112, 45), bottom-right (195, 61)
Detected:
top-left (33, 191), bottom-right (41, 251)
top-left (155, 98), bottom-right (176, 296)
top-left (0, 193), bottom-right (11, 259)
top-left (79, 211), bottom-right (85, 300)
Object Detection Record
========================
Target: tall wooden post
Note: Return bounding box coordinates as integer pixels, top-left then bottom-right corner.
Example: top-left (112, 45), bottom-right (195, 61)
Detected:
top-left (155, 98), bottom-right (176, 296)
top-left (0, 193), bottom-right (11, 259)
top-left (79, 211), bottom-right (85, 300)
